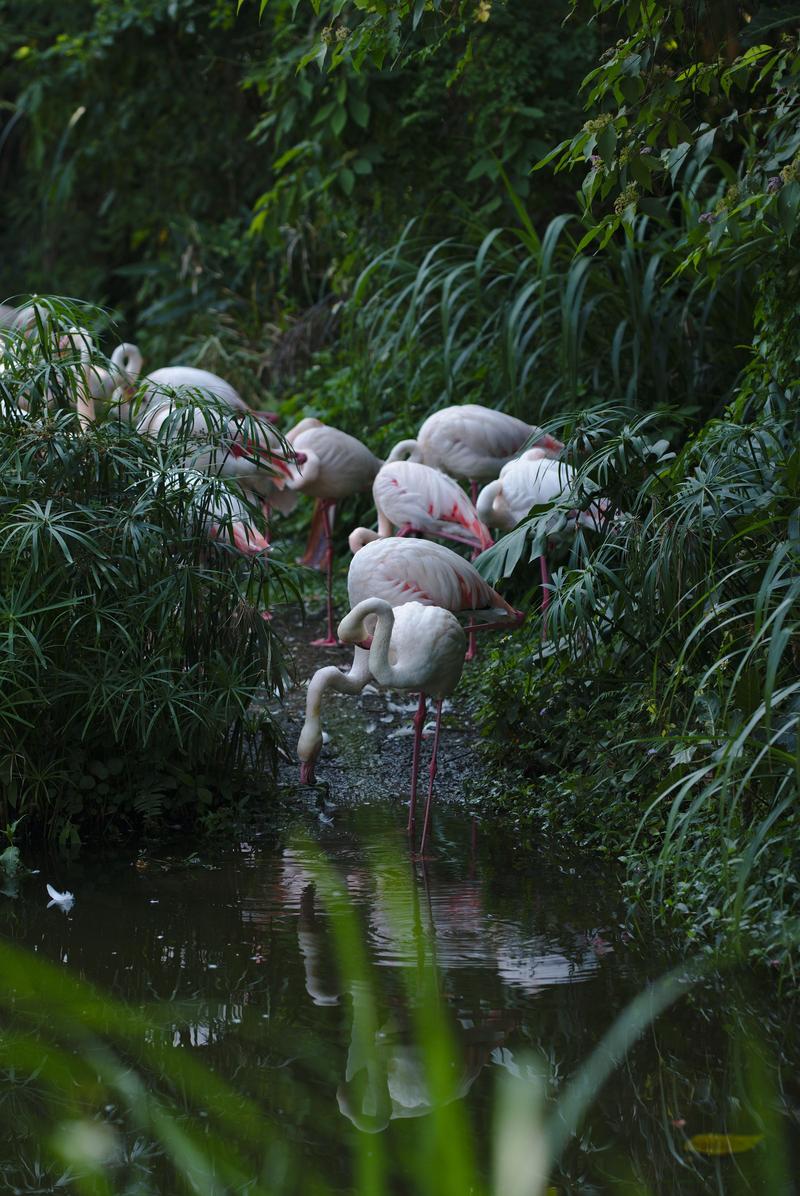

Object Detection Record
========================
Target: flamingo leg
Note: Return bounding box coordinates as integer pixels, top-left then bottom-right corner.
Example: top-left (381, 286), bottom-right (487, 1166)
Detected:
top-left (539, 553), bottom-right (551, 638)
top-left (417, 698), bottom-right (444, 858)
top-left (470, 479), bottom-right (479, 505)
top-left (465, 624), bottom-right (478, 662)
top-left (311, 500), bottom-right (339, 647)
top-left (407, 693), bottom-right (427, 841)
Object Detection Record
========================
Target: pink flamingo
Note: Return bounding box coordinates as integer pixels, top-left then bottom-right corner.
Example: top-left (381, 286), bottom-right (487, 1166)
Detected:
top-left (371, 459), bottom-right (493, 553)
top-left (283, 418), bottom-right (383, 646)
top-left (388, 404), bottom-right (563, 503)
top-left (323, 535), bottom-right (522, 842)
top-left (298, 598), bottom-right (466, 856)
top-left (477, 448), bottom-right (609, 629)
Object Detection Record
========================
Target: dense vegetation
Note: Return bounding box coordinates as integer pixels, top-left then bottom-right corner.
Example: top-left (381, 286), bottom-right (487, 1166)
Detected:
top-left (0, 300), bottom-right (286, 842)
top-left (1, 0), bottom-right (799, 975)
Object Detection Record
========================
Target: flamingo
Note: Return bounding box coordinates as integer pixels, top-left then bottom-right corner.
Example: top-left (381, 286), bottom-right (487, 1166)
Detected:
top-left (298, 598), bottom-right (466, 854)
top-left (109, 344), bottom-right (280, 428)
top-left (477, 448), bottom-right (609, 627)
top-left (52, 328), bottom-right (96, 430)
top-left (388, 404), bottom-right (563, 502)
top-left (371, 459), bottom-right (493, 553)
top-left (155, 469), bottom-right (270, 557)
top-left (283, 418), bottom-right (383, 646)
top-left (136, 399), bottom-right (298, 514)
top-left (347, 531), bottom-right (521, 660)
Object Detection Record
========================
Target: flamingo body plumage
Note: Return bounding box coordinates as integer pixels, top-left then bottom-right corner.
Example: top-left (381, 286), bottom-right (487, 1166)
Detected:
top-left (477, 450), bottom-right (607, 532)
top-left (390, 404), bottom-right (562, 486)
top-left (285, 419), bottom-right (382, 645)
top-left (347, 535), bottom-right (518, 623)
top-left (372, 460), bottom-right (493, 552)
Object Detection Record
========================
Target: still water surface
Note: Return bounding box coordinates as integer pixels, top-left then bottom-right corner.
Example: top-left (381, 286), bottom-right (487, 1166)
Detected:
top-left (2, 797), bottom-right (797, 1194)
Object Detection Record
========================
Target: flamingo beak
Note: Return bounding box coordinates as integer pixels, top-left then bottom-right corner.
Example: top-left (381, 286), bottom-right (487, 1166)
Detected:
top-left (254, 411), bottom-right (281, 426)
top-left (230, 521), bottom-right (270, 555)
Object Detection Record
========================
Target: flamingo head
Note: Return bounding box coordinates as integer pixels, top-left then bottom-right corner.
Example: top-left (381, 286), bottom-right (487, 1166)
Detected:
top-left (210, 520), bottom-right (270, 556)
top-left (299, 760), bottom-right (317, 785)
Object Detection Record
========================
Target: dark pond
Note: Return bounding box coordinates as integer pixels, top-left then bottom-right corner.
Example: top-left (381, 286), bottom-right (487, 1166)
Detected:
top-left (1, 620), bottom-right (798, 1194)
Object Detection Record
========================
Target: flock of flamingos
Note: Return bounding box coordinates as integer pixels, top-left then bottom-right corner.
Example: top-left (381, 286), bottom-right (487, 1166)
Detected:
top-left (1, 301), bottom-right (607, 854)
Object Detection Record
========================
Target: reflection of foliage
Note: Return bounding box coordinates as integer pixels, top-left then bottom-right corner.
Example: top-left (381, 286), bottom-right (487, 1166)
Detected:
top-left (0, 836), bottom-right (795, 1194)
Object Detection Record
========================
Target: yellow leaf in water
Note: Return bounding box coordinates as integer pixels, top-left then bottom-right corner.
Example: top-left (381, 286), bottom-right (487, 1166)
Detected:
top-left (687, 1133), bottom-right (764, 1156)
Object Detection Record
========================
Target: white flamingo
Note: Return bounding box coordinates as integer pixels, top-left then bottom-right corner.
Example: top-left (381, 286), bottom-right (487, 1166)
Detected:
top-left (371, 459), bottom-right (493, 553)
top-left (347, 531), bottom-right (521, 660)
top-left (107, 343), bottom-right (249, 413)
top-left (136, 399), bottom-right (297, 516)
top-left (477, 448), bottom-right (609, 627)
top-left (298, 599), bottom-right (466, 854)
top-left (282, 418), bottom-right (383, 646)
top-left (388, 404), bottom-right (563, 501)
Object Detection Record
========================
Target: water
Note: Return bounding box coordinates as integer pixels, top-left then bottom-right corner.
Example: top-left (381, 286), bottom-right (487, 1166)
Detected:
top-left (1, 616), bottom-right (798, 1193)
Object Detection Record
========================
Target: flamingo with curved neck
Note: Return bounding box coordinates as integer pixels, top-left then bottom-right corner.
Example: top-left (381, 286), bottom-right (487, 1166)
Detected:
top-left (388, 404), bottom-right (563, 503)
top-left (477, 448), bottom-right (610, 632)
top-left (299, 598), bottom-right (466, 854)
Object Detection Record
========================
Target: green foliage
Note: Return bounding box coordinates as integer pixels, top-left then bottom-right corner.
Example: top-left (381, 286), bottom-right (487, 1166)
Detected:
top-left (473, 384), bottom-right (800, 967)
top-left (0, 0), bottom-right (593, 361)
top-left (0, 298), bottom-right (287, 841)
top-left (546, 0), bottom-right (800, 261)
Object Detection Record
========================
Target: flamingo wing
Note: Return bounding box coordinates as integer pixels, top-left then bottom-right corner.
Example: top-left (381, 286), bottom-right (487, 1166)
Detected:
top-left (144, 366), bottom-right (248, 413)
top-left (374, 461), bottom-right (492, 548)
top-left (348, 537), bottom-right (509, 614)
top-left (419, 405), bottom-right (536, 481)
top-left (501, 457), bottom-right (576, 524)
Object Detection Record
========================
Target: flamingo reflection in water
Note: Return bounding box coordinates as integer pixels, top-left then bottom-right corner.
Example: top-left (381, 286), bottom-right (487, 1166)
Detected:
top-left (269, 839), bottom-right (606, 1131)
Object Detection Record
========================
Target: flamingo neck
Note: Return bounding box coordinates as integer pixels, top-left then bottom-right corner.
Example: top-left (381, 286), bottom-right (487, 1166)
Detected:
top-left (476, 478), bottom-right (504, 528)
top-left (111, 342), bottom-right (143, 385)
top-left (348, 526), bottom-right (380, 553)
top-left (387, 439), bottom-right (422, 463)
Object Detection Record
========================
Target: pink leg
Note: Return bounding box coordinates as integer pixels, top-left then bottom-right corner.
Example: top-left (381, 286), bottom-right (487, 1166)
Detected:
top-left (418, 698), bottom-right (443, 857)
top-left (470, 479), bottom-right (478, 505)
top-left (539, 554), bottom-right (551, 639)
top-left (407, 693), bottom-right (427, 840)
top-left (311, 501), bottom-right (339, 647)
top-left (465, 624), bottom-right (478, 662)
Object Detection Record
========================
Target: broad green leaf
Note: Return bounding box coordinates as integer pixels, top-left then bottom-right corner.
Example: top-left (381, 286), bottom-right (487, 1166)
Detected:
top-left (596, 121), bottom-right (617, 166)
top-left (777, 181), bottom-right (800, 242)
